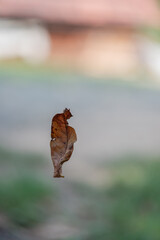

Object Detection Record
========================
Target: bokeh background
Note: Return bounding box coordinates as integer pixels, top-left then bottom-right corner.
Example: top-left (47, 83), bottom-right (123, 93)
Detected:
top-left (0, 1), bottom-right (160, 240)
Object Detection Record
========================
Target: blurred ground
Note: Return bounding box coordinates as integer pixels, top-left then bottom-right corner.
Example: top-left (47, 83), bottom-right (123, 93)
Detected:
top-left (0, 69), bottom-right (160, 184)
top-left (0, 147), bottom-right (160, 240)
top-left (0, 66), bottom-right (160, 240)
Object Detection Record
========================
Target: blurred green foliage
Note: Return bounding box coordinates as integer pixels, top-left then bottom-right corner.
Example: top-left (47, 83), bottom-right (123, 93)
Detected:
top-left (104, 160), bottom-right (160, 240)
top-left (0, 147), bottom-right (55, 227)
top-left (68, 158), bottom-right (160, 240)
top-left (1, 145), bottom-right (160, 240)
top-left (141, 27), bottom-right (160, 42)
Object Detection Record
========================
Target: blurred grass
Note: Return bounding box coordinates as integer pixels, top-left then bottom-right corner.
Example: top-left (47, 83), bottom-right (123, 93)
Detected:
top-left (1, 145), bottom-right (160, 240)
top-left (0, 60), bottom-right (153, 85)
top-left (67, 158), bottom-right (160, 240)
top-left (103, 159), bottom-right (160, 240)
top-left (141, 27), bottom-right (160, 42)
top-left (0, 60), bottom-right (64, 82)
top-left (0, 60), bottom-right (85, 83)
top-left (0, 147), bottom-right (55, 227)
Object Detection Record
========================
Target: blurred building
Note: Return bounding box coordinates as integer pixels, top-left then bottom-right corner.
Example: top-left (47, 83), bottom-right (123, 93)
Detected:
top-left (0, 0), bottom-right (159, 76)
top-left (0, 20), bottom-right (50, 63)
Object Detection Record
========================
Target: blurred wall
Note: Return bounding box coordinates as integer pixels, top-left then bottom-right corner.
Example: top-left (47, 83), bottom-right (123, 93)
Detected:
top-left (50, 28), bottom-right (139, 76)
top-left (0, 19), bottom-right (51, 63)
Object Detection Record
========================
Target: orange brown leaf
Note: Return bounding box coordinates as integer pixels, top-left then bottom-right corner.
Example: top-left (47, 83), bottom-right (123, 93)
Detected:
top-left (50, 108), bottom-right (77, 178)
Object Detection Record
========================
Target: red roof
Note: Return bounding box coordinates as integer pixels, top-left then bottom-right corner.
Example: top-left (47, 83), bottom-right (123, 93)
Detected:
top-left (0, 0), bottom-right (159, 27)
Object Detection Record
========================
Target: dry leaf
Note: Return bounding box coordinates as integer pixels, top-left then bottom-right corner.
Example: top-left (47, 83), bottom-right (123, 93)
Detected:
top-left (50, 108), bottom-right (77, 178)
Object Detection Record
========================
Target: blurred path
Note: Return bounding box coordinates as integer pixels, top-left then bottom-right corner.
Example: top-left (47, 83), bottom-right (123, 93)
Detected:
top-left (0, 78), bottom-right (160, 182)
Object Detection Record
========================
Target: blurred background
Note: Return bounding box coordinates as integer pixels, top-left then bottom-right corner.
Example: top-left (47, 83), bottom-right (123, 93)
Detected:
top-left (0, 0), bottom-right (160, 240)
